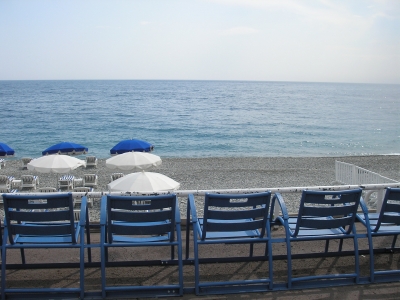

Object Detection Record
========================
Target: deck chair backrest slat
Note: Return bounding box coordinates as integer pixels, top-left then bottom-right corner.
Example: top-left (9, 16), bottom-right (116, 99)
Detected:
top-left (207, 207), bottom-right (266, 220)
top-left (8, 210), bottom-right (71, 223)
top-left (384, 200), bottom-right (400, 214)
top-left (304, 193), bottom-right (359, 205)
top-left (206, 219), bottom-right (265, 233)
top-left (384, 203), bottom-right (400, 213)
top-left (11, 224), bottom-right (73, 236)
top-left (111, 223), bottom-right (171, 236)
top-left (207, 195), bottom-right (268, 208)
top-left (109, 197), bottom-right (173, 211)
top-left (302, 205), bottom-right (356, 218)
top-left (111, 209), bottom-right (172, 223)
top-left (5, 197), bottom-right (71, 210)
top-left (385, 189), bottom-right (400, 201)
top-left (380, 214), bottom-right (400, 225)
top-left (300, 216), bottom-right (354, 230)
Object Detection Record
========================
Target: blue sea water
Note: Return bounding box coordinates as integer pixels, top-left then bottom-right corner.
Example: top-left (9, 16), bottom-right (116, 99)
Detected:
top-left (0, 80), bottom-right (399, 159)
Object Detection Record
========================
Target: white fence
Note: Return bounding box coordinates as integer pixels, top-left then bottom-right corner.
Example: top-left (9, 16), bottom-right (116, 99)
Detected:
top-left (335, 160), bottom-right (399, 211)
top-left (335, 161), bottom-right (398, 185)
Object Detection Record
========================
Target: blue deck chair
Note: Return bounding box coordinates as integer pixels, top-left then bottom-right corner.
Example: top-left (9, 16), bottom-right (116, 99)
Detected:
top-left (272, 189), bottom-right (362, 289)
top-left (100, 194), bottom-right (183, 298)
top-left (357, 188), bottom-right (400, 283)
top-left (1, 193), bottom-right (90, 300)
top-left (186, 192), bottom-right (273, 295)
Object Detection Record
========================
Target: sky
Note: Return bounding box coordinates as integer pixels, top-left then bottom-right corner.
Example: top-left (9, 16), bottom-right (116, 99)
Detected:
top-left (1, 0), bottom-right (399, 84)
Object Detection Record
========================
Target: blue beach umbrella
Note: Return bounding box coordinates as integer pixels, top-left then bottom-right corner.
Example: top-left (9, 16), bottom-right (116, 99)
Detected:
top-left (110, 139), bottom-right (154, 155)
top-left (42, 142), bottom-right (88, 156)
top-left (0, 142), bottom-right (15, 156)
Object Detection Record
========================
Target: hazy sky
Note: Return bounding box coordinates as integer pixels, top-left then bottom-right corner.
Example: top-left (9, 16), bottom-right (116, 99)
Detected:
top-left (1, 0), bottom-right (399, 83)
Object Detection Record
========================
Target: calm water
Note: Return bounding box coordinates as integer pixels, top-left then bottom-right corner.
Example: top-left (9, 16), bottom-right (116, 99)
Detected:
top-left (1, 80), bottom-right (399, 159)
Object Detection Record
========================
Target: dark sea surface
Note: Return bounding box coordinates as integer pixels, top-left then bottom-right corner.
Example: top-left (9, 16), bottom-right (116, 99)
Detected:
top-left (1, 80), bottom-right (399, 159)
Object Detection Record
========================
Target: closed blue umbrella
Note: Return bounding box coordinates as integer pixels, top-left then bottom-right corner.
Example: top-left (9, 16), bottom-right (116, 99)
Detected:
top-left (110, 139), bottom-right (154, 155)
top-left (42, 142), bottom-right (88, 156)
top-left (0, 142), bottom-right (15, 156)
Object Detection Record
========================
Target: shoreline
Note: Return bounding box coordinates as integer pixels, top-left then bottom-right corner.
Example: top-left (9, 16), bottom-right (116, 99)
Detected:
top-left (1, 155), bottom-right (399, 219)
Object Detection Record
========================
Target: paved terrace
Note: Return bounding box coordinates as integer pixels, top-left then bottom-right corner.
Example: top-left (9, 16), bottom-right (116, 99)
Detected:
top-left (2, 222), bottom-right (400, 300)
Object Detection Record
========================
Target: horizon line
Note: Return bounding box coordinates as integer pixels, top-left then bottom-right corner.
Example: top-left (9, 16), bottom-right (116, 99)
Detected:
top-left (0, 79), bottom-right (399, 85)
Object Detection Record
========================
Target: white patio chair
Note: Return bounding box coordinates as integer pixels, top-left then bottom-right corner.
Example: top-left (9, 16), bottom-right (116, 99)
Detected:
top-left (21, 157), bottom-right (33, 170)
top-left (0, 175), bottom-right (14, 189)
top-left (110, 173), bottom-right (124, 182)
top-left (58, 175), bottom-right (75, 189)
top-left (83, 174), bottom-right (98, 188)
top-left (21, 175), bottom-right (39, 190)
top-left (85, 156), bottom-right (98, 168)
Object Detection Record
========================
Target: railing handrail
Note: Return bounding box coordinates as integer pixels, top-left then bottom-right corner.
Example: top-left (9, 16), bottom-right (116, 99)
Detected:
top-left (7, 182), bottom-right (400, 198)
top-left (6, 182), bottom-right (400, 216)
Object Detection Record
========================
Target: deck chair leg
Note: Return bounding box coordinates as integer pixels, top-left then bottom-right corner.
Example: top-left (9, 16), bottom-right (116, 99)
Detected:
top-left (20, 248), bottom-right (26, 264)
top-left (339, 238), bottom-right (344, 252)
top-left (171, 244), bottom-right (175, 260)
top-left (324, 240), bottom-right (330, 253)
top-left (266, 224), bottom-right (273, 289)
top-left (86, 209), bottom-right (92, 263)
top-left (353, 235), bottom-right (360, 284)
top-left (80, 228), bottom-right (85, 299)
top-left (0, 220), bottom-right (2, 256)
top-left (285, 234), bottom-right (293, 289)
top-left (185, 202), bottom-right (191, 260)
top-left (391, 235), bottom-right (398, 249)
top-left (177, 227), bottom-right (184, 295)
top-left (1, 244), bottom-right (7, 300)
top-left (104, 225), bottom-right (109, 263)
top-left (194, 236), bottom-right (200, 294)
top-left (367, 234), bottom-right (375, 282)
top-left (100, 229), bottom-right (107, 299)
top-left (185, 228), bottom-right (190, 259)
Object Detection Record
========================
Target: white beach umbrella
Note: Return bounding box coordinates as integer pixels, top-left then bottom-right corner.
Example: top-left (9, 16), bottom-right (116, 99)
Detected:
top-left (27, 154), bottom-right (86, 173)
top-left (107, 171), bottom-right (180, 192)
top-left (106, 152), bottom-right (162, 171)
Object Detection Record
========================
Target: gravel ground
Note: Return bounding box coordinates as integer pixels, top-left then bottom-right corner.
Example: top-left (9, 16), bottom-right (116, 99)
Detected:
top-left (1, 155), bottom-right (399, 220)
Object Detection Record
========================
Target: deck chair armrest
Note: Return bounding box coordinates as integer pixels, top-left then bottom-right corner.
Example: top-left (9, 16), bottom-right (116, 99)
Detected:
top-left (356, 197), bottom-right (371, 227)
top-left (187, 194), bottom-right (198, 223)
top-left (272, 192), bottom-right (289, 220)
top-left (79, 196), bottom-right (88, 226)
top-left (175, 199), bottom-right (181, 224)
top-left (2, 219), bottom-right (9, 245)
top-left (100, 195), bottom-right (107, 225)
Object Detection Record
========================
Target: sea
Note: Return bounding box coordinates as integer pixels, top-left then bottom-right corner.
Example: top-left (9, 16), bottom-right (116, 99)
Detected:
top-left (1, 80), bottom-right (399, 159)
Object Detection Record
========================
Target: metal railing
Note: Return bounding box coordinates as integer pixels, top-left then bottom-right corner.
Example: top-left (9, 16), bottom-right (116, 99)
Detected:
top-left (4, 161), bottom-right (399, 216)
top-left (8, 181), bottom-right (400, 220)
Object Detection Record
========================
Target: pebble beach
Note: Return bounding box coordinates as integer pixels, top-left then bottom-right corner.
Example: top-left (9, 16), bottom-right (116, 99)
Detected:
top-left (1, 155), bottom-right (399, 221)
